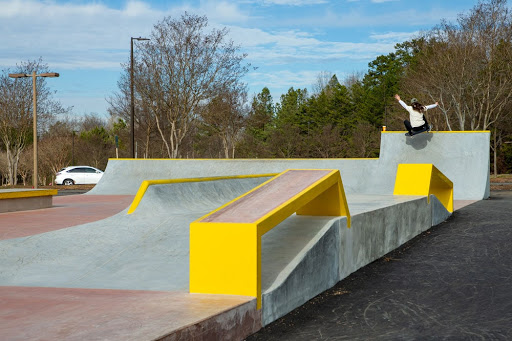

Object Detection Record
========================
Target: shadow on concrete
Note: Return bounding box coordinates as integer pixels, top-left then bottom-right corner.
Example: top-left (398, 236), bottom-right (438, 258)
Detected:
top-left (405, 132), bottom-right (434, 150)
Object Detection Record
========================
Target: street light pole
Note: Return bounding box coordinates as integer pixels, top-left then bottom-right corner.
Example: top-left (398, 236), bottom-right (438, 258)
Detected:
top-left (9, 72), bottom-right (59, 189)
top-left (32, 71), bottom-right (37, 189)
top-left (130, 36), bottom-right (149, 158)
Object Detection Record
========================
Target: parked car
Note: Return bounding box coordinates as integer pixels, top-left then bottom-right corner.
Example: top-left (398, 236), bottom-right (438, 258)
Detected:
top-left (55, 166), bottom-right (104, 185)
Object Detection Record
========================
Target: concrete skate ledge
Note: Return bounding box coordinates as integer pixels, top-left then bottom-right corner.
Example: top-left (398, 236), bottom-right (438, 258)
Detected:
top-left (0, 188), bottom-right (58, 213)
top-left (190, 169), bottom-right (350, 309)
top-left (127, 173), bottom-right (278, 214)
top-left (394, 164), bottom-right (453, 212)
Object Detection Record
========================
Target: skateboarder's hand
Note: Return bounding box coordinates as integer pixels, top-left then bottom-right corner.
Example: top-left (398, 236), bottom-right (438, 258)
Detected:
top-left (394, 94), bottom-right (401, 101)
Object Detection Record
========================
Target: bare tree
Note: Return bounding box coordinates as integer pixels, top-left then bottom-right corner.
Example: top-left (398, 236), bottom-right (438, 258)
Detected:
top-left (199, 85), bottom-right (248, 158)
top-left (351, 121), bottom-right (380, 158)
top-left (0, 59), bottom-right (66, 186)
top-left (402, 0), bottom-right (512, 131)
top-left (132, 13), bottom-right (250, 158)
top-left (312, 71), bottom-right (333, 96)
top-left (107, 72), bottom-right (157, 158)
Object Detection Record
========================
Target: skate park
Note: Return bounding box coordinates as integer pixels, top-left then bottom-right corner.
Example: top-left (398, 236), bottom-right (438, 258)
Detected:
top-left (0, 131), bottom-right (491, 340)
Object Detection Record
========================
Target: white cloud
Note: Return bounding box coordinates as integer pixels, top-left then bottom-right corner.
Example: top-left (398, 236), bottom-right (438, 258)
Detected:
top-left (0, 0), bottom-right (251, 71)
top-left (242, 0), bottom-right (328, 6)
top-left (227, 26), bottom-right (396, 67)
top-left (370, 31), bottom-right (420, 43)
top-left (261, 0), bottom-right (328, 5)
top-left (248, 69), bottom-right (320, 92)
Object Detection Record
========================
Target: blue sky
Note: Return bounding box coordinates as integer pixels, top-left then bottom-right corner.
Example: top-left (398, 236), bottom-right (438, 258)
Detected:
top-left (0, 0), bottom-right (481, 118)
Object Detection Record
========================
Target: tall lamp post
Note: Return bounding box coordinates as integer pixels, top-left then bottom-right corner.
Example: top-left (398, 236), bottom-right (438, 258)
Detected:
top-left (9, 71), bottom-right (59, 189)
top-left (130, 36), bottom-right (149, 158)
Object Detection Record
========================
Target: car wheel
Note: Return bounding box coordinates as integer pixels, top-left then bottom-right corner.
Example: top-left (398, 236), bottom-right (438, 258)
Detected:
top-left (63, 179), bottom-right (75, 186)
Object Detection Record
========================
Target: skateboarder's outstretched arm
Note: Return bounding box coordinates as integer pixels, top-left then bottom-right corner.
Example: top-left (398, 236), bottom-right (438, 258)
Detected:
top-left (425, 102), bottom-right (439, 110)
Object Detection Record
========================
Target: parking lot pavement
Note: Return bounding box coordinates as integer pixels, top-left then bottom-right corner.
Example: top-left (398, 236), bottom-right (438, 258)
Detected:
top-left (56, 189), bottom-right (90, 196)
top-left (247, 191), bottom-right (512, 340)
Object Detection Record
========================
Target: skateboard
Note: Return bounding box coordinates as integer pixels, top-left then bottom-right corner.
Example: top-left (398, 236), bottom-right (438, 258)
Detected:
top-left (405, 124), bottom-right (433, 137)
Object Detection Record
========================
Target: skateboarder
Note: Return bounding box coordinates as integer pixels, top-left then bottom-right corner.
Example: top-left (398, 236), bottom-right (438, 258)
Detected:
top-left (394, 94), bottom-right (438, 136)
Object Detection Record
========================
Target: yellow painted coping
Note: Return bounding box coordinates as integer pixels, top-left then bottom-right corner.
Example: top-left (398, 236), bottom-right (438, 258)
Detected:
top-left (127, 174), bottom-right (279, 214)
top-left (189, 169), bottom-right (350, 309)
top-left (393, 164), bottom-right (453, 213)
top-left (0, 189), bottom-right (58, 200)
top-left (111, 157), bottom-right (378, 161)
top-left (382, 130), bottom-right (490, 134)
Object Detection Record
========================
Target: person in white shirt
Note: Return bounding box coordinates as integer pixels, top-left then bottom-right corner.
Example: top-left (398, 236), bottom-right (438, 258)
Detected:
top-left (394, 94), bottom-right (438, 135)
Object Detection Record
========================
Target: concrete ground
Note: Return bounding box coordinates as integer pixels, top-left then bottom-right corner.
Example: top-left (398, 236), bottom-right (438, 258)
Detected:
top-left (246, 191), bottom-right (512, 340)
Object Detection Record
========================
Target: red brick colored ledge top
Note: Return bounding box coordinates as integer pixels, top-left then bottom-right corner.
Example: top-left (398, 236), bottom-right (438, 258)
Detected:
top-left (201, 170), bottom-right (331, 224)
top-left (0, 195), bottom-right (134, 240)
top-left (0, 286), bottom-right (258, 341)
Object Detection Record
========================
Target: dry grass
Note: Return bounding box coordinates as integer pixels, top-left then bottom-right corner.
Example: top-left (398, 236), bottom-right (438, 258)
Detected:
top-left (490, 174), bottom-right (512, 191)
top-left (4, 184), bottom-right (95, 191)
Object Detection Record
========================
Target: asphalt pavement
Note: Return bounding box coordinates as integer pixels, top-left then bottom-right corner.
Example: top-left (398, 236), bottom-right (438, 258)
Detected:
top-left (247, 191), bottom-right (512, 340)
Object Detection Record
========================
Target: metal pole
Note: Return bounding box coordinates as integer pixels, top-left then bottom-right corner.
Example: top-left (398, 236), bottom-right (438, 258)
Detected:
top-left (72, 131), bottom-right (75, 166)
top-left (32, 71), bottom-right (38, 189)
top-left (130, 37), bottom-right (135, 158)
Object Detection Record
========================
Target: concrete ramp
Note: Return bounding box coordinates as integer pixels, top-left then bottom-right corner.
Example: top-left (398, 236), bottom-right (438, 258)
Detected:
top-left (379, 132), bottom-right (490, 200)
top-left (90, 132), bottom-right (489, 200)
top-left (0, 177), bottom-right (270, 291)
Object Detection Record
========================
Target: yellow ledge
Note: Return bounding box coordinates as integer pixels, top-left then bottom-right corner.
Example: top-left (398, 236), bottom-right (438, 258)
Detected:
top-left (127, 174), bottom-right (279, 214)
top-left (189, 169), bottom-right (350, 309)
top-left (0, 189), bottom-right (58, 200)
top-left (393, 164), bottom-right (453, 212)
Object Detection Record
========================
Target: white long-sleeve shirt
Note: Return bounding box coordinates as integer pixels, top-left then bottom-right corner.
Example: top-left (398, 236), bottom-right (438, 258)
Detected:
top-left (399, 100), bottom-right (437, 128)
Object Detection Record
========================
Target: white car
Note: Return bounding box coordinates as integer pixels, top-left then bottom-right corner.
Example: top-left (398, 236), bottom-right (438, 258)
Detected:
top-left (55, 166), bottom-right (104, 185)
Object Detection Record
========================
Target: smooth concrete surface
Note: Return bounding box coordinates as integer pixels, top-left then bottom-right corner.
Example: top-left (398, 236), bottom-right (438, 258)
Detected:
top-left (379, 132), bottom-right (490, 200)
top-left (0, 287), bottom-right (260, 341)
top-left (90, 132), bottom-right (489, 200)
top-left (261, 216), bottom-right (342, 325)
top-left (431, 194), bottom-right (452, 225)
top-left (0, 178), bottom-right (270, 290)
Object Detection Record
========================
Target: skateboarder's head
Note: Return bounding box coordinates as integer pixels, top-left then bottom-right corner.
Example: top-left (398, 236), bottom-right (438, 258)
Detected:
top-left (411, 99), bottom-right (425, 113)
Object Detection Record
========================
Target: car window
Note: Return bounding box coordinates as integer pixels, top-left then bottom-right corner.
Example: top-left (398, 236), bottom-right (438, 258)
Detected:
top-left (85, 168), bottom-right (97, 173)
top-left (70, 167), bottom-right (88, 173)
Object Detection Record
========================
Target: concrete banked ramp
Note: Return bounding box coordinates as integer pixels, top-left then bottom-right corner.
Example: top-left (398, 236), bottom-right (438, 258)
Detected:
top-left (90, 132), bottom-right (490, 200)
top-left (0, 131), bottom-right (489, 337)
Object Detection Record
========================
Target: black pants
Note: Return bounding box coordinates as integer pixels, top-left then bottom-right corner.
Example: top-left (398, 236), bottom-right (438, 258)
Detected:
top-left (404, 115), bottom-right (429, 134)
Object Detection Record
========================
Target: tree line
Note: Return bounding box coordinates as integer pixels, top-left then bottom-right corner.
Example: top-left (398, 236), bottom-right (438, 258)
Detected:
top-left (1, 0), bottom-right (511, 186)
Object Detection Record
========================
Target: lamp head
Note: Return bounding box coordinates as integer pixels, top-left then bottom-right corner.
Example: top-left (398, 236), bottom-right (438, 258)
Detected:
top-left (40, 73), bottom-right (59, 78)
top-left (8, 73), bottom-right (28, 78)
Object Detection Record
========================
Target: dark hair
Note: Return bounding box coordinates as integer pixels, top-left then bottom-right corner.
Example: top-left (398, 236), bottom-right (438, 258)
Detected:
top-left (412, 102), bottom-right (425, 113)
